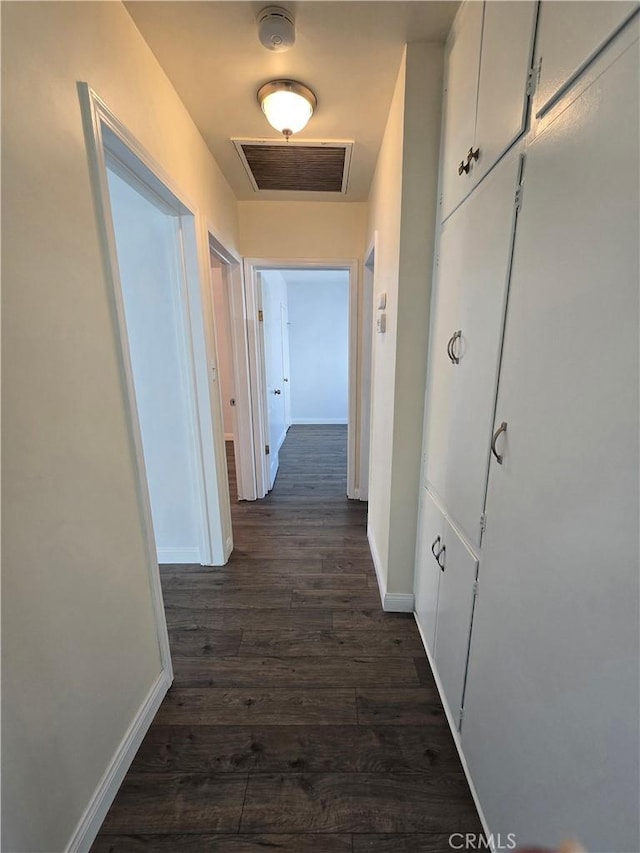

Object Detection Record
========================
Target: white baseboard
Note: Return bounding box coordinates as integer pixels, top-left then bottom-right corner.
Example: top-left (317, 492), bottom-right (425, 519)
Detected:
top-left (383, 591), bottom-right (415, 612)
top-left (413, 614), bottom-right (492, 844)
top-left (224, 432), bottom-right (234, 441)
top-left (157, 547), bottom-right (200, 564)
top-left (66, 670), bottom-right (171, 852)
top-left (367, 526), bottom-right (414, 612)
top-left (291, 418), bottom-right (348, 425)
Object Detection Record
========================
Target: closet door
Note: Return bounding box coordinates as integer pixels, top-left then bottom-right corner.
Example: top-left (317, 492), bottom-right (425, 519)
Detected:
top-left (414, 488), bottom-right (445, 654)
top-left (533, 0), bottom-right (638, 116)
top-left (462, 30), bottom-right (639, 852)
top-left (473, 1), bottom-right (538, 185)
top-left (433, 516), bottom-right (479, 726)
top-left (422, 215), bottom-right (463, 506)
top-left (444, 146), bottom-right (522, 548)
top-left (440, 1), bottom-right (484, 221)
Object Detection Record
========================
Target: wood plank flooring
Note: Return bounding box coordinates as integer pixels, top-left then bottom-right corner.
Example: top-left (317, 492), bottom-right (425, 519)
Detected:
top-left (92, 426), bottom-right (481, 852)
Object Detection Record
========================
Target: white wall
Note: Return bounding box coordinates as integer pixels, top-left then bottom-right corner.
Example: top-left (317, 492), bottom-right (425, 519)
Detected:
top-left (285, 271), bottom-right (349, 424)
top-left (238, 201), bottom-right (367, 261)
top-left (2, 3), bottom-right (239, 850)
top-left (210, 259), bottom-right (236, 438)
top-left (107, 168), bottom-right (201, 562)
top-left (366, 43), bottom-right (444, 601)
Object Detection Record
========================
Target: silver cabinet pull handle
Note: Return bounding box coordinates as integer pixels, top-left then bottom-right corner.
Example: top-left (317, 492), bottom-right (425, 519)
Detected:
top-left (458, 159), bottom-right (470, 176)
top-left (467, 147), bottom-right (480, 165)
top-left (450, 330), bottom-right (462, 364)
top-left (446, 334), bottom-right (455, 363)
top-left (437, 544), bottom-right (446, 572)
top-left (491, 421), bottom-right (508, 464)
top-left (431, 536), bottom-right (441, 560)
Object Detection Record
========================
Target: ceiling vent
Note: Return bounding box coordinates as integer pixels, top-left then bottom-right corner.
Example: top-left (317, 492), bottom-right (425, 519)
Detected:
top-left (232, 139), bottom-right (353, 193)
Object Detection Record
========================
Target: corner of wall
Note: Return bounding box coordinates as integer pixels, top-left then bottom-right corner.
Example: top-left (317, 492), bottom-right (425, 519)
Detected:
top-left (370, 41), bottom-right (445, 598)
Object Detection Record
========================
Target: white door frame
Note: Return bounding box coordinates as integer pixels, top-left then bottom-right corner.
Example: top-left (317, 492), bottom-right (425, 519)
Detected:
top-left (207, 229), bottom-right (258, 503)
top-left (78, 82), bottom-right (234, 671)
top-left (360, 236), bottom-right (377, 501)
top-left (243, 258), bottom-right (360, 500)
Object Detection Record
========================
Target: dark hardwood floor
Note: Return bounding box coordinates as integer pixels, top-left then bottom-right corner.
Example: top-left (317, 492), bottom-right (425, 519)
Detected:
top-left (92, 425), bottom-right (481, 852)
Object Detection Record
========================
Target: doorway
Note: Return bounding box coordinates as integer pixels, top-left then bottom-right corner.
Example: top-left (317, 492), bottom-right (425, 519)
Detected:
top-left (79, 83), bottom-right (233, 589)
top-left (207, 233), bottom-right (257, 503)
top-left (243, 261), bottom-right (359, 498)
top-left (106, 162), bottom-right (207, 565)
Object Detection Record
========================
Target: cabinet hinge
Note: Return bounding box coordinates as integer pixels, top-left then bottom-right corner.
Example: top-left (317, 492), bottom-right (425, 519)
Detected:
top-left (258, 309), bottom-right (264, 322)
top-left (472, 580), bottom-right (479, 598)
top-left (526, 65), bottom-right (536, 97)
top-left (479, 512), bottom-right (487, 537)
top-left (265, 444), bottom-right (270, 455)
top-left (514, 185), bottom-right (524, 212)
top-left (458, 707), bottom-right (465, 730)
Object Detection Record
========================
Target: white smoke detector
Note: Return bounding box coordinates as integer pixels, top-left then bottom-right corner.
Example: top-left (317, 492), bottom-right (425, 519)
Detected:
top-left (257, 6), bottom-right (295, 52)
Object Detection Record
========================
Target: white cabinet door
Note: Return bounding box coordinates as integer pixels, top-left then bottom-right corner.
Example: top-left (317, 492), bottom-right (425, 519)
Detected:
top-left (414, 487), bottom-right (445, 654)
top-left (445, 146), bottom-right (522, 548)
top-left (462, 34), bottom-right (639, 853)
top-left (434, 515), bottom-right (479, 726)
top-left (534, 0), bottom-right (638, 116)
top-left (422, 216), bottom-right (463, 506)
top-left (425, 147), bottom-right (522, 548)
top-left (440, 1), bottom-right (484, 221)
top-left (473, 1), bottom-right (537, 186)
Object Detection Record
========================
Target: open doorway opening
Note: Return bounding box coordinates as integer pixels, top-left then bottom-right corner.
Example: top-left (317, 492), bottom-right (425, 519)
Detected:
top-left (244, 263), bottom-right (356, 498)
top-left (106, 163), bottom-right (207, 566)
top-left (207, 234), bottom-right (257, 504)
top-left (210, 252), bottom-right (238, 499)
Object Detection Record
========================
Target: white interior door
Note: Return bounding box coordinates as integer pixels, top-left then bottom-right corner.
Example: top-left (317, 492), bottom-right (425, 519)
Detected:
top-left (462, 33), bottom-right (639, 852)
top-left (261, 281), bottom-right (287, 489)
top-left (280, 302), bottom-right (292, 429)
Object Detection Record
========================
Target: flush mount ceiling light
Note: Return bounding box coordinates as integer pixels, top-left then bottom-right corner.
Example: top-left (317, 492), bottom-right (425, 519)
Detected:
top-left (257, 80), bottom-right (317, 140)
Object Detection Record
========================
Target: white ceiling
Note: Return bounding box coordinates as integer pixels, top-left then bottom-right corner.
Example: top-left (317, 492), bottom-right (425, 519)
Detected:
top-left (125, 1), bottom-right (458, 202)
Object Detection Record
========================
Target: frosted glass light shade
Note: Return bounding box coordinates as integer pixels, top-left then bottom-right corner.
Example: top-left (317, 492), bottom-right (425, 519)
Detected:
top-left (257, 80), bottom-right (317, 138)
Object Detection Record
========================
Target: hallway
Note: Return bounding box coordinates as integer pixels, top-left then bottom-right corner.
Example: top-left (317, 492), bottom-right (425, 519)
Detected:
top-left (92, 426), bottom-right (481, 851)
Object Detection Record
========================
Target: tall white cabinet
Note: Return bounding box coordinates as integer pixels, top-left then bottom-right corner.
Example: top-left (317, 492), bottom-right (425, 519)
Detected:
top-left (415, 3), bottom-right (639, 851)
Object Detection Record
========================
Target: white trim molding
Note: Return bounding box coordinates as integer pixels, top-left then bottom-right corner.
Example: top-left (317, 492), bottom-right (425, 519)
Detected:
top-left (367, 525), bottom-right (415, 612)
top-left (65, 671), bottom-right (171, 853)
top-left (77, 82), bottom-right (177, 673)
top-left (157, 547), bottom-right (201, 564)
